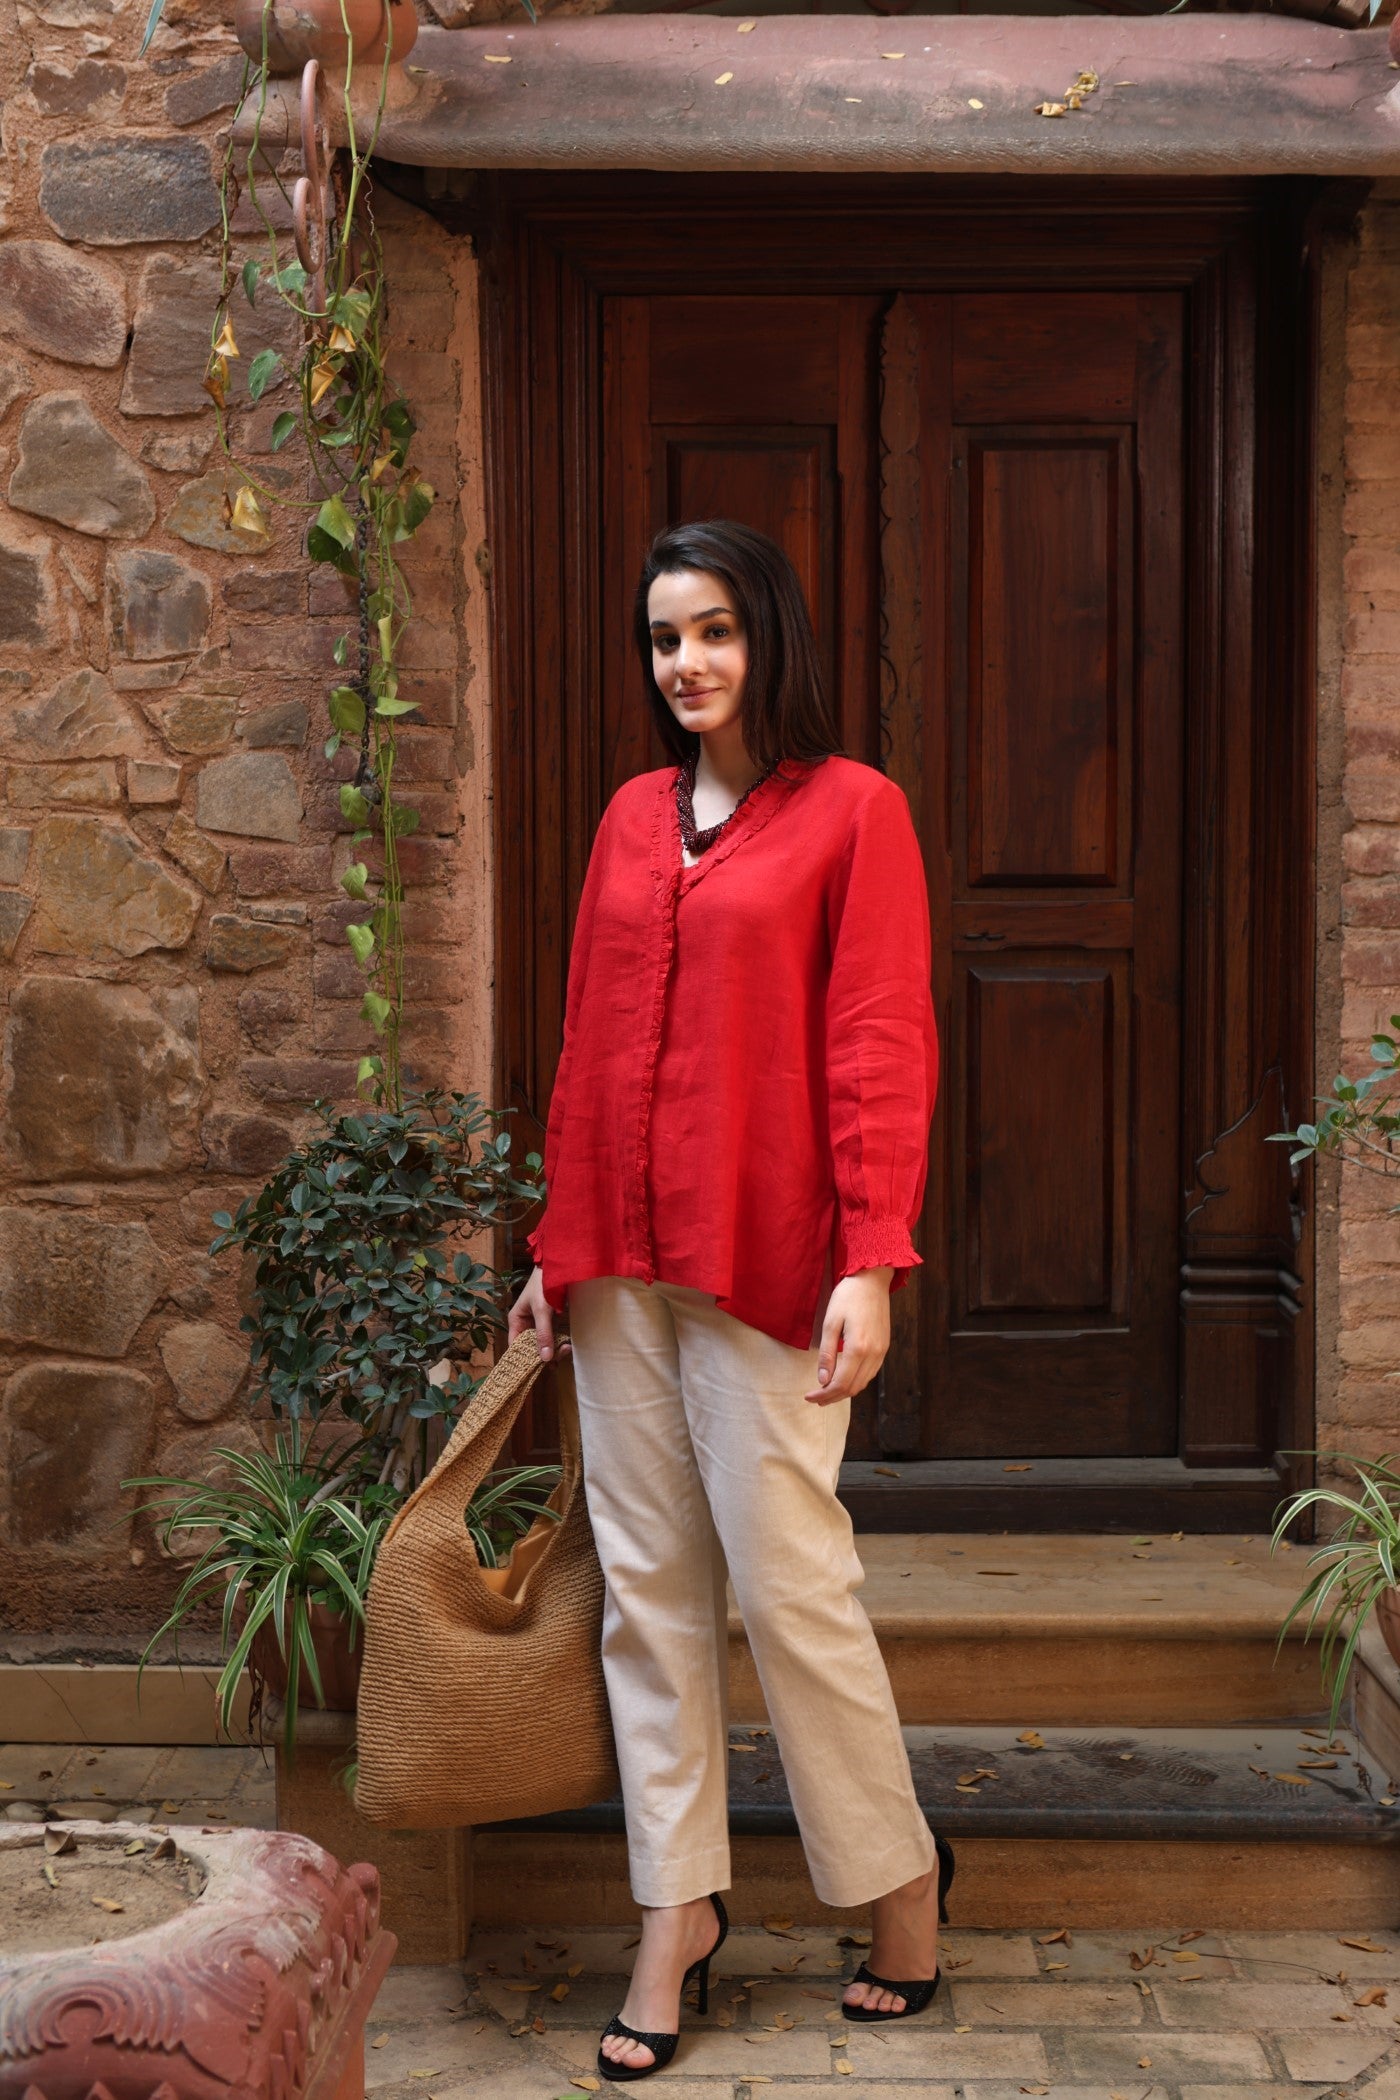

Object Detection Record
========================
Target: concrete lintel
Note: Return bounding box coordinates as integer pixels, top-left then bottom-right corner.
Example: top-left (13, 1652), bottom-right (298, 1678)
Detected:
top-left (233, 17), bottom-right (1400, 176)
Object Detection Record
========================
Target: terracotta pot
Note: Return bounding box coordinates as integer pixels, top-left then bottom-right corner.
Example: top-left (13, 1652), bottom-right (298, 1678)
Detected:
top-left (1377, 1586), bottom-right (1400, 1672)
top-left (248, 1598), bottom-right (362, 1711)
top-left (233, 0), bottom-right (417, 77)
top-left (0, 1820), bottom-right (394, 2100)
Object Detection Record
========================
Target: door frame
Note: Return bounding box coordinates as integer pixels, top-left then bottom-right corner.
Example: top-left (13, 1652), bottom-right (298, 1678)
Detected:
top-left (453, 171), bottom-right (1325, 1532)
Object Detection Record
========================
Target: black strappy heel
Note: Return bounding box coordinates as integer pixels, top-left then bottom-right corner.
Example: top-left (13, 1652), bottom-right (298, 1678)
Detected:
top-left (841, 1832), bottom-right (957, 2023)
top-left (596, 1889), bottom-right (730, 2081)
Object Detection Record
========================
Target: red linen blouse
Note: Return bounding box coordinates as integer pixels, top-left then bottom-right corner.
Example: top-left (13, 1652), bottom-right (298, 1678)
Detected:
top-left (524, 752), bottom-right (939, 1352)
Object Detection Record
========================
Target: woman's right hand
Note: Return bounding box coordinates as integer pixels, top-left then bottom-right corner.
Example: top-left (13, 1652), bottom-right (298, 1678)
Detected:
top-left (508, 1265), bottom-right (571, 1361)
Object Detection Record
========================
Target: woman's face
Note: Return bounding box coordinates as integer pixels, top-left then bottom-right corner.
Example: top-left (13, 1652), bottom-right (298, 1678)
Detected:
top-left (647, 568), bottom-right (748, 738)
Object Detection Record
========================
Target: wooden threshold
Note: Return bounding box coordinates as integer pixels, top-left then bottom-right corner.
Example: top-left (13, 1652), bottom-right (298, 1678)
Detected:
top-left (840, 1457), bottom-right (1288, 1533)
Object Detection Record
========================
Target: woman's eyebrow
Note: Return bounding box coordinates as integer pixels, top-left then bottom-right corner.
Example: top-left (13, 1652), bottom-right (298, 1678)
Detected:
top-left (649, 606), bottom-right (731, 631)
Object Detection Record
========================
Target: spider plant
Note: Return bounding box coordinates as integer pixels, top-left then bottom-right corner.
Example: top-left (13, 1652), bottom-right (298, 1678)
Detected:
top-left (128, 1426), bottom-right (393, 1759)
top-left (1271, 1451), bottom-right (1400, 1738)
top-left (469, 1462), bottom-right (565, 1568)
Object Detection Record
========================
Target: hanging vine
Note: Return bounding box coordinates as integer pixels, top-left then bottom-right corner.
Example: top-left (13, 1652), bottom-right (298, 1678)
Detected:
top-left (197, 5), bottom-right (430, 1110)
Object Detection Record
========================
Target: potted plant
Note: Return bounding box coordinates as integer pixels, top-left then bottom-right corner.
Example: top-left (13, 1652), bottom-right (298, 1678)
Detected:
top-left (128, 1088), bottom-right (557, 1758)
top-left (1270, 1017), bottom-right (1400, 1730)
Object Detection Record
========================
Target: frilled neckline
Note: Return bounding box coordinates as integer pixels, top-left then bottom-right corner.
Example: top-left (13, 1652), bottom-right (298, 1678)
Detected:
top-left (657, 754), bottom-right (824, 896)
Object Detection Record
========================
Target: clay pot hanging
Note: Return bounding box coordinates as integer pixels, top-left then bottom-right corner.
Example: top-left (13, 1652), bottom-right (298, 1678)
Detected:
top-left (233, 0), bottom-right (418, 78)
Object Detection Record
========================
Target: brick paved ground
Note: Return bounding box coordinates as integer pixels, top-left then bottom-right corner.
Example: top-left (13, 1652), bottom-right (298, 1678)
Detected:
top-left (370, 1923), bottom-right (1400, 2100)
top-left (8, 1746), bottom-right (1400, 2099)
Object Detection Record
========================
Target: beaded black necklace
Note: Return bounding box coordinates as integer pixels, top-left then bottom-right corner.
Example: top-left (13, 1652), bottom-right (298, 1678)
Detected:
top-left (676, 755), bottom-right (779, 859)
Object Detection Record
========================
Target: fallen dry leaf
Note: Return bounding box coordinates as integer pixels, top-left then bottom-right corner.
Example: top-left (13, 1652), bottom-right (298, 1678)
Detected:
top-left (715, 70), bottom-right (733, 83)
top-left (1039, 1928), bottom-right (1072, 1945)
top-left (1138, 2058), bottom-right (1152, 2069)
top-left (1045, 1961), bottom-right (1069, 1971)
top-left (969, 97), bottom-right (984, 107)
top-left (1356, 1988), bottom-right (1389, 2007)
top-left (1273, 1772), bottom-right (1311, 1787)
top-left (484, 52), bottom-right (511, 61)
top-left (370, 2036), bottom-right (388, 2049)
top-left (880, 51), bottom-right (904, 58)
top-left (1005, 1463), bottom-right (1033, 1472)
top-left (1035, 102), bottom-right (1066, 117)
top-left (763, 1914), bottom-right (796, 1934)
top-left (569, 2081), bottom-right (601, 2094)
top-left (1019, 1730), bottom-right (1046, 1750)
top-left (92, 1897), bottom-right (124, 1913)
top-left (873, 1464), bottom-right (900, 1476)
top-left (1342, 1936), bottom-right (1390, 1952)
top-left (503, 1981), bottom-right (541, 1993)
top-left (41, 1863), bottom-right (58, 1889)
top-left (45, 1831), bottom-right (76, 1856)
top-left (567, 1963), bottom-right (584, 1977)
top-left (550, 1983), bottom-right (569, 2002)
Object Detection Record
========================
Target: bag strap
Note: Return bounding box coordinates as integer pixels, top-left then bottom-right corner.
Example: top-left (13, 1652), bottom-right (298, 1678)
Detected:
top-left (381, 1329), bottom-right (550, 1549)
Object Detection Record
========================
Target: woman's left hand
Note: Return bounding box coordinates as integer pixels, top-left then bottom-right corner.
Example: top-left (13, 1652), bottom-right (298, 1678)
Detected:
top-left (804, 1267), bottom-right (895, 1404)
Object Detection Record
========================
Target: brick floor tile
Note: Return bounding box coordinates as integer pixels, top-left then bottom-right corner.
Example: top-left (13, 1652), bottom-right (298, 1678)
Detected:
top-left (939, 1932), bottom-right (1041, 1977)
top-left (0, 1745), bottom-right (79, 1796)
top-left (1152, 1981), bottom-right (1386, 2029)
top-left (965, 2086), bottom-right (1171, 2100)
top-left (1276, 2030), bottom-right (1394, 2082)
top-left (48, 1746), bottom-right (168, 1799)
top-left (1220, 1931), bottom-right (1400, 1980)
top-left (381, 2068), bottom-right (723, 2100)
top-left (1026, 1931), bottom-right (1235, 1980)
top-left (1353, 2065), bottom-right (1400, 2100)
top-left (365, 2018), bottom-right (520, 2088)
top-left (467, 1926), bottom-right (646, 1974)
top-left (840, 2027), bottom-right (1052, 2078)
top-left (371, 1966), bottom-right (474, 2024)
top-left (1063, 2031), bottom-right (1272, 2082)
top-left (773, 2087), bottom-right (960, 2099)
top-left (1178, 2087), bottom-right (1305, 2100)
top-left (950, 1980), bottom-right (1147, 2026)
top-left (147, 1746), bottom-right (254, 1799)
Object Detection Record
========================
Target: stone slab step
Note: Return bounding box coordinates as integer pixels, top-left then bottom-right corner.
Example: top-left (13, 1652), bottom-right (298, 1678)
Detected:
top-left (472, 1720), bottom-right (1400, 1930)
top-left (727, 1533), bottom-right (1323, 1727)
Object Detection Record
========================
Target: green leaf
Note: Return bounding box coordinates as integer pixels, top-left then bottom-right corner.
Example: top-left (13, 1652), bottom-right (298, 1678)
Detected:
top-left (241, 258), bottom-right (261, 308)
top-left (387, 802), bottom-right (421, 839)
top-left (273, 261), bottom-right (310, 297)
top-left (247, 349), bottom-right (281, 404)
top-left (375, 696), bottom-right (418, 718)
top-left (333, 632), bottom-right (349, 667)
top-left (306, 523), bottom-right (356, 574)
top-left (270, 410), bottom-right (298, 452)
top-left (339, 784), bottom-right (371, 827)
top-left (316, 494), bottom-right (357, 551)
top-left (347, 922), bottom-right (375, 968)
top-left (400, 479), bottom-right (435, 537)
top-left (361, 990), bottom-right (393, 1034)
top-left (328, 685), bottom-right (366, 736)
top-left (340, 862), bottom-right (370, 901)
top-left (356, 1054), bottom-right (383, 1091)
top-left (139, 0), bottom-right (167, 53)
top-left (323, 732), bottom-right (342, 762)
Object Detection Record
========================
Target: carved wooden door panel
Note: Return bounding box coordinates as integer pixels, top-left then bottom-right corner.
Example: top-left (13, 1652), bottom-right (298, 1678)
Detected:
top-left (881, 293), bottom-right (1185, 1460)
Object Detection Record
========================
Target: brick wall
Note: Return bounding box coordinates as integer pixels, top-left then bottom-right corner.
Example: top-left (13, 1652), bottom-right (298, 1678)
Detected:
top-left (0, 0), bottom-right (493, 1644)
top-left (1321, 183), bottom-right (1400, 1473)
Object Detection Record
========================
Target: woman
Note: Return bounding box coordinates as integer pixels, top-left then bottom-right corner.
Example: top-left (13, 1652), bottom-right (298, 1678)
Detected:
top-left (507, 519), bottom-right (953, 2083)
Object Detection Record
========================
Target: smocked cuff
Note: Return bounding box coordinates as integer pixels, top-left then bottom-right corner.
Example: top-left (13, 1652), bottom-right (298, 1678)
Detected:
top-left (836, 1216), bottom-right (923, 1293)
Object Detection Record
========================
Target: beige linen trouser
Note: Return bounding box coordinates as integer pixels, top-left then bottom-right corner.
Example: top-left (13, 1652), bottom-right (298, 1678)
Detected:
top-left (567, 1272), bottom-right (939, 1910)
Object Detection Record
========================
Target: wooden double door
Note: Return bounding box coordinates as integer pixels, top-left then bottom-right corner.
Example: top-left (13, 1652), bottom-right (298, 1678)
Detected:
top-left (470, 176), bottom-right (1319, 1531)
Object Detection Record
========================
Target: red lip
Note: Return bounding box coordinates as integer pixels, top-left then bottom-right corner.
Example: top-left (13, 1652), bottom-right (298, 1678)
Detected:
top-left (678, 688), bottom-right (718, 702)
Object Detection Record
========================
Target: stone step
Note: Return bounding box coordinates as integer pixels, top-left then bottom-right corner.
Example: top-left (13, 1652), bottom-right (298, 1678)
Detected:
top-left (473, 1719), bottom-right (1400, 1931)
top-left (726, 1532), bottom-right (1322, 1727)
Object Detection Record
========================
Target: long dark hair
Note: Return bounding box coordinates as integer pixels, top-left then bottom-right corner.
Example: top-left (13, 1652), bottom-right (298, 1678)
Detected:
top-left (634, 519), bottom-right (844, 773)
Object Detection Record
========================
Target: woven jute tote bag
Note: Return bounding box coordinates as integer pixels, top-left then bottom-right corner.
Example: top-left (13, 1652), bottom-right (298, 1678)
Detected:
top-left (354, 1327), bottom-right (619, 1828)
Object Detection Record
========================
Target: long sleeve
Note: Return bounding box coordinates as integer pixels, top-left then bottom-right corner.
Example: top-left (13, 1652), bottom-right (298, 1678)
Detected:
top-left (825, 781), bottom-right (939, 1294)
top-left (525, 800), bottom-right (615, 1267)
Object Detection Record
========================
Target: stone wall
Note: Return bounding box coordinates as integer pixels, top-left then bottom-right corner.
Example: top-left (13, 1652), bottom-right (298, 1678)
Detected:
top-left (1320, 183), bottom-right (1400, 1472)
top-left (0, 0), bottom-right (493, 1646)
